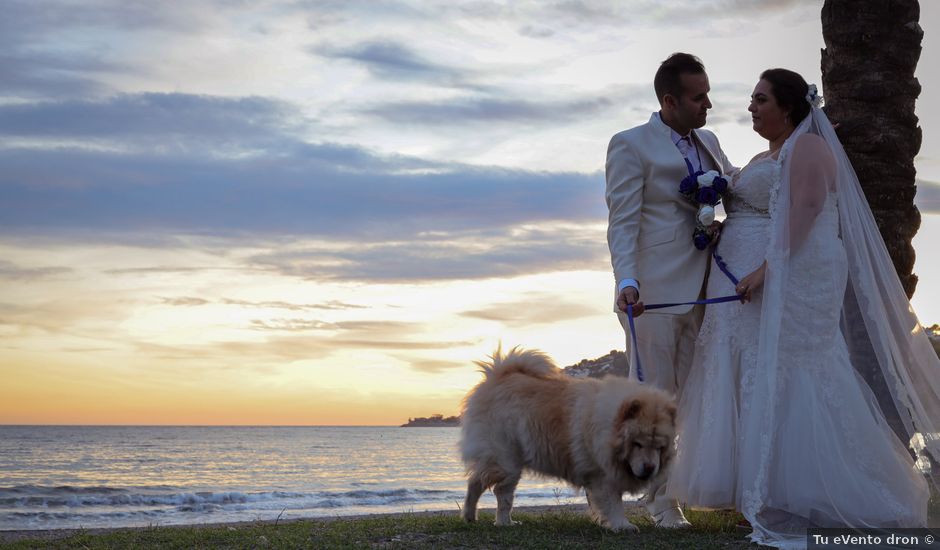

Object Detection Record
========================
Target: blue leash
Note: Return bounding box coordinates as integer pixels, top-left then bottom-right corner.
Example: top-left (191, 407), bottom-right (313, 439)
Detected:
top-left (627, 247), bottom-right (741, 383)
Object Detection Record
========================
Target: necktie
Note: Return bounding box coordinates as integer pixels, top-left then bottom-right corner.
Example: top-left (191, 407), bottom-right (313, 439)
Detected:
top-left (677, 136), bottom-right (698, 172)
top-left (677, 136), bottom-right (692, 158)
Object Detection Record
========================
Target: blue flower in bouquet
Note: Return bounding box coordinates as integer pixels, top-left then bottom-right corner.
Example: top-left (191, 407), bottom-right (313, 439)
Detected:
top-left (712, 175), bottom-right (728, 194)
top-left (693, 228), bottom-right (712, 250)
top-left (695, 186), bottom-right (720, 206)
top-left (679, 171), bottom-right (703, 196)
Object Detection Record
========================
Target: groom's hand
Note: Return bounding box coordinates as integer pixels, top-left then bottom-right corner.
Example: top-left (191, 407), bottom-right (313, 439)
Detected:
top-left (618, 287), bottom-right (644, 317)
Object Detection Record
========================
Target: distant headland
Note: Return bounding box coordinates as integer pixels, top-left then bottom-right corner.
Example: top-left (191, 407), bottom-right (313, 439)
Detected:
top-left (400, 349), bottom-right (630, 427)
top-left (401, 414), bottom-right (460, 427)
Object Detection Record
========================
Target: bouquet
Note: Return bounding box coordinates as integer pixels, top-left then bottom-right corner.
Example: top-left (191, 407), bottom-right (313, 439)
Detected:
top-left (679, 169), bottom-right (729, 250)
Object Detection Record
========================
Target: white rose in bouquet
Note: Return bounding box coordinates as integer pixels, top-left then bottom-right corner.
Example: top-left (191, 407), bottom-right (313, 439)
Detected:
top-left (697, 205), bottom-right (715, 226)
top-left (697, 170), bottom-right (719, 187)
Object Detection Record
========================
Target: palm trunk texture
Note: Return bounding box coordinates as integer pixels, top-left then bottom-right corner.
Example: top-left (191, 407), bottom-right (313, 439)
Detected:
top-left (821, 0), bottom-right (924, 298)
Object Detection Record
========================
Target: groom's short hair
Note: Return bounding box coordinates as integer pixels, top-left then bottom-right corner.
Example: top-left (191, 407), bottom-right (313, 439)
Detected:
top-left (654, 53), bottom-right (706, 104)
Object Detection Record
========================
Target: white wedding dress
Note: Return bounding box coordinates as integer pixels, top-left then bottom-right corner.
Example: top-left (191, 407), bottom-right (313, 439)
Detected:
top-left (666, 150), bottom-right (929, 548)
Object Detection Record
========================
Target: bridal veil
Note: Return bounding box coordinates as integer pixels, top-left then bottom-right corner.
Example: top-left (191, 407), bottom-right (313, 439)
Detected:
top-left (742, 103), bottom-right (938, 545)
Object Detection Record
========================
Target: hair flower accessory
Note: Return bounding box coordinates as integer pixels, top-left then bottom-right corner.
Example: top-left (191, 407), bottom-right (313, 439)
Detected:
top-left (806, 83), bottom-right (823, 108)
top-left (679, 167), bottom-right (730, 250)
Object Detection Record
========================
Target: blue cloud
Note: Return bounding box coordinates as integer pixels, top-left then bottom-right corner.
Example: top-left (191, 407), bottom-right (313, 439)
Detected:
top-left (246, 226), bottom-right (609, 282)
top-left (317, 39), bottom-right (465, 83)
top-left (0, 1), bottom-right (207, 99)
top-left (0, 93), bottom-right (301, 144)
top-left (0, 52), bottom-right (113, 98)
top-left (0, 93), bottom-right (604, 250)
top-left (0, 145), bottom-right (602, 240)
top-left (364, 96), bottom-right (615, 125)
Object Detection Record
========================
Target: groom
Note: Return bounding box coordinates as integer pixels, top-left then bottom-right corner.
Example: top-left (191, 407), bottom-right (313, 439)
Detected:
top-left (605, 53), bottom-right (735, 528)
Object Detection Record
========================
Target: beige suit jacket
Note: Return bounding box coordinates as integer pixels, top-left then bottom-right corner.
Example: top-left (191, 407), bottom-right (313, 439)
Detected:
top-left (606, 112), bottom-right (735, 314)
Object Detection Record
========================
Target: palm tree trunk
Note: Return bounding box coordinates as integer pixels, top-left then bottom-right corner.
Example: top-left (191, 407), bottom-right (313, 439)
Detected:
top-left (821, 1), bottom-right (926, 459)
top-left (821, 0), bottom-right (923, 298)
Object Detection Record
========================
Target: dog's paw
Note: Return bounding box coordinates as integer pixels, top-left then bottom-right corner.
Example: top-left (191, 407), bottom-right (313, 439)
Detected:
top-left (652, 507), bottom-right (692, 529)
top-left (608, 520), bottom-right (639, 534)
top-left (493, 518), bottom-right (521, 527)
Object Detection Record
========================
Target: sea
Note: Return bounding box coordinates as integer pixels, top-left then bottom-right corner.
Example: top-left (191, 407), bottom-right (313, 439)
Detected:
top-left (0, 425), bottom-right (597, 531)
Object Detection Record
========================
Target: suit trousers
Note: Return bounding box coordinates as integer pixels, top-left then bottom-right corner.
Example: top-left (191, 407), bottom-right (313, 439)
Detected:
top-left (616, 305), bottom-right (704, 515)
top-left (617, 306), bottom-right (703, 397)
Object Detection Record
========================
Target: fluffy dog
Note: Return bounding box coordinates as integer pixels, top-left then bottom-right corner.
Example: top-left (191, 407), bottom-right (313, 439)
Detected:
top-left (459, 347), bottom-right (677, 532)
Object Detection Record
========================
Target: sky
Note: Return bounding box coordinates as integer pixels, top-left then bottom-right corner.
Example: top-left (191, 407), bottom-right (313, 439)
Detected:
top-left (1, 0), bottom-right (938, 425)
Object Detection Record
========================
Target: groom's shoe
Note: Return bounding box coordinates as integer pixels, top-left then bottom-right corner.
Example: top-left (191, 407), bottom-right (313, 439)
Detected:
top-left (652, 506), bottom-right (692, 529)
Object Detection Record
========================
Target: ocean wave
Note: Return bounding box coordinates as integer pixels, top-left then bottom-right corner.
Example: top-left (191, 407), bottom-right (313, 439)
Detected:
top-left (0, 485), bottom-right (129, 495)
top-left (0, 486), bottom-right (466, 511)
top-left (0, 426), bottom-right (590, 532)
top-left (0, 489), bottom-right (304, 509)
top-left (0, 486), bottom-right (586, 531)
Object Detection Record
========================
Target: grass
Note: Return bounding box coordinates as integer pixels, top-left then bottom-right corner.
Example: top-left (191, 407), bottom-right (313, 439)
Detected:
top-left (5, 492), bottom-right (938, 549)
top-left (1, 507), bottom-right (753, 550)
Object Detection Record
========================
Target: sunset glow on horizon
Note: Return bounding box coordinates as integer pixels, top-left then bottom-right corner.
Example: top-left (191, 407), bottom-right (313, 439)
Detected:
top-left (2, 0), bottom-right (939, 425)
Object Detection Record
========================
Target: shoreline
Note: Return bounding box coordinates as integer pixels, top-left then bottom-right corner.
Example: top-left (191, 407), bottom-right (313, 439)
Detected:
top-left (0, 503), bottom-right (626, 544)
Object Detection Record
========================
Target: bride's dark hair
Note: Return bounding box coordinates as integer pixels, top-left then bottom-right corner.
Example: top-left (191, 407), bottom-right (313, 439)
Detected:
top-left (760, 68), bottom-right (811, 125)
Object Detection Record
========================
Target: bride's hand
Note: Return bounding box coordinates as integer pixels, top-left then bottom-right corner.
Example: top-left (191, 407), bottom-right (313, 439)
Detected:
top-left (735, 262), bottom-right (766, 303)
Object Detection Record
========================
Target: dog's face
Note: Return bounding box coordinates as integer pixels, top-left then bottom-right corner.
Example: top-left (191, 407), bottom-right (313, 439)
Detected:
top-left (612, 397), bottom-right (677, 481)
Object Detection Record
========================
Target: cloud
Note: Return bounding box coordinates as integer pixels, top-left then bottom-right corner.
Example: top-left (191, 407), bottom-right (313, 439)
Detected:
top-left (150, 325), bottom-right (479, 365)
top-left (0, 150), bottom-right (602, 241)
top-left (357, 78), bottom-right (652, 128)
top-left (0, 1), bottom-right (213, 99)
top-left (917, 179), bottom-right (940, 214)
top-left (536, 0), bottom-right (816, 26)
top-left (0, 92), bottom-right (605, 247)
top-left (0, 0), bottom-right (206, 37)
top-left (110, 267), bottom-right (227, 276)
top-left (332, 338), bottom-right (477, 350)
top-left (0, 93), bottom-right (304, 150)
top-left (0, 52), bottom-right (114, 98)
top-left (0, 294), bottom-right (136, 338)
top-left (518, 25), bottom-right (555, 38)
top-left (316, 39), bottom-right (471, 86)
top-left (159, 297), bottom-right (212, 307)
top-left (222, 299), bottom-right (367, 311)
top-left (460, 293), bottom-right (599, 325)
top-left (249, 319), bottom-right (337, 331)
top-left (0, 260), bottom-right (73, 280)
top-left (246, 225), bottom-right (609, 282)
top-left (403, 358), bottom-right (467, 374)
top-left (239, 317), bottom-right (478, 354)
top-left (159, 296), bottom-right (367, 312)
top-left (364, 95), bottom-right (615, 125)
top-left (133, 336), bottom-right (333, 364)
top-left (422, 0), bottom-right (819, 36)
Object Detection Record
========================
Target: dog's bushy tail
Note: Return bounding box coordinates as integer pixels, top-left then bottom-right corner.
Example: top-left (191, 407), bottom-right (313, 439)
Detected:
top-left (474, 345), bottom-right (559, 381)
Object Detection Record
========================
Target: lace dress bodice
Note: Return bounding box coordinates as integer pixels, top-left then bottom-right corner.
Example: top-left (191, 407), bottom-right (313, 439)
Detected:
top-left (725, 156), bottom-right (774, 216)
top-left (697, 157), bottom-right (775, 346)
top-left (701, 154), bottom-right (843, 361)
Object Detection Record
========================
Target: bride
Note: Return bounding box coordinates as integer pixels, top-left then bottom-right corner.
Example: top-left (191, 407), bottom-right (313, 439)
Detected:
top-left (665, 68), bottom-right (940, 548)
